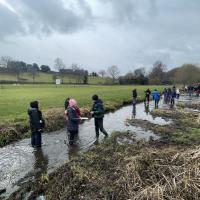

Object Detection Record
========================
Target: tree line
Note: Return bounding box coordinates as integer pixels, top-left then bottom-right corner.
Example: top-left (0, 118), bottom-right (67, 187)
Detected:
top-left (0, 56), bottom-right (200, 85)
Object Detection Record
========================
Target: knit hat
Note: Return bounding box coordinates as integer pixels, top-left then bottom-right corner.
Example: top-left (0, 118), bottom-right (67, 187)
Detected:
top-left (92, 94), bottom-right (98, 101)
top-left (69, 99), bottom-right (77, 107)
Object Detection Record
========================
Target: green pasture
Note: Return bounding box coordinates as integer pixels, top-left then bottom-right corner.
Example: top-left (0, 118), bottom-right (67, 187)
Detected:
top-left (0, 85), bottom-right (164, 122)
top-left (0, 72), bottom-right (105, 84)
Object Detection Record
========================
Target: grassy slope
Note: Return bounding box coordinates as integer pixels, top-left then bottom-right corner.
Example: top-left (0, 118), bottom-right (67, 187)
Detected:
top-left (0, 72), bottom-right (105, 84)
top-left (0, 85), bottom-right (163, 122)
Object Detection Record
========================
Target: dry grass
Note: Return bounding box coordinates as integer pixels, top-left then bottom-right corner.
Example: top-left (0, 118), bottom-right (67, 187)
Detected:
top-left (11, 133), bottom-right (200, 200)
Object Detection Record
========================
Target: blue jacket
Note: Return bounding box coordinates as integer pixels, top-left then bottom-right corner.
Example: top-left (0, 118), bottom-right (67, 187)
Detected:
top-left (152, 90), bottom-right (160, 101)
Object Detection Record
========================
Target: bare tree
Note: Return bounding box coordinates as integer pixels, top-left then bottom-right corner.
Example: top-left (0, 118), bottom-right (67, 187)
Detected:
top-left (71, 63), bottom-right (80, 71)
top-left (107, 65), bottom-right (120, 83)
top-left (98, 69), bottom-right (106, 78)
top-left (54, 58), bottom-right (65, 71)
top-left (54, 58), bottom-right (66, 83)
top-left (0, 56), bottom-right (12, 68)
top-left (149, 61), bottom-right (167, 84)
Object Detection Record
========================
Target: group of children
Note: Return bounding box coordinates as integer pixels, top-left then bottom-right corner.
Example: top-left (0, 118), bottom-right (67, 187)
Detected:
top-left (132, 86), bottom-right (180, 109)
top-left (28, 86), bottom-right (184, 148)
top-left (28, 94), bottom-right (108, 147)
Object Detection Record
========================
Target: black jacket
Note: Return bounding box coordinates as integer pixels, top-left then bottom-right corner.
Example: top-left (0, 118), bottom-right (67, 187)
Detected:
top-left (67, 107), bottom-right (80, 131)
top-left (28, 108), bottom-right (45, 132)
top-left (132, 90), bottom-right (137, 98)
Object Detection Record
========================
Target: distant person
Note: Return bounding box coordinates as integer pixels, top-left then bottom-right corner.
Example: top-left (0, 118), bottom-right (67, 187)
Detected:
top-left (176, 88), bottom-right (180, 99)
top-left (166, 88), bottom-right (172, 103)
top-left (91, 94), bottom-right (108, 138)
top-left (145, 88), bottom-right (151, 104)
top-left (64, 98), bottom-right (70, 110)
top-left (163, 88), bottom-right (168, 103)
top-left (152, 89), bottom-right (160, 108)
top-left (188, 85), bottom-right (193, 97)
top-left (28, 101), bottom-right (45, 148)
top-left (67, 99), bottom-right (81, 145)
top-left (170, 87), bottom-right (177, 108)
top-left (132, 89), bottom-right (137, 107)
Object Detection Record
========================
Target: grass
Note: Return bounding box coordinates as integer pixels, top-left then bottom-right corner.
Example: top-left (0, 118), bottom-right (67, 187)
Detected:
top-left (0, 85), bottom-right (164, 147)
top-left (0, 72), bottom-right (105, 84)
top-left (0, 85), bottom-right (163, 122)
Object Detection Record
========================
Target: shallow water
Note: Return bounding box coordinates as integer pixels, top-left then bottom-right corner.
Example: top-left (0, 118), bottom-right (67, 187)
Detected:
top-left (0, 99), bottom-right (183, 198)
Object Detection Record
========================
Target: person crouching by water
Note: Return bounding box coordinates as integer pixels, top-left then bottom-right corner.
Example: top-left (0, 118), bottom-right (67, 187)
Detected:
top-left (152, 89), bottom-right (160, 109)
top-left (91, 95), bottom-right (108, 138)
top-left (67, 99), bottom-right (81, 145)
top-left (28, 101), bottom-right (45, 148)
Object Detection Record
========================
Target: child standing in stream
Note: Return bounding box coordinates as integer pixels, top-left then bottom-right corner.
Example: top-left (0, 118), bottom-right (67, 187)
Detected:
top-left (28, 101), bottom-right (45, 148)
top-left (91, 94), bottom-right (108, 138)
top-left (152, 89), bottom-right (160, 109)
top-left (67, 99), bottom-right (81, 145)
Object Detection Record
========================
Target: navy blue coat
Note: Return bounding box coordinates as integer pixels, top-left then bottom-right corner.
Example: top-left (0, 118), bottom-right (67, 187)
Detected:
top-left (67, 107), bottom-right (80, 131)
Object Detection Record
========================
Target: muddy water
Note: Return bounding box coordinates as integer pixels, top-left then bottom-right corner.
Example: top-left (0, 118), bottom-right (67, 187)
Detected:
top-left (0, 101), bottom-right (171, 198)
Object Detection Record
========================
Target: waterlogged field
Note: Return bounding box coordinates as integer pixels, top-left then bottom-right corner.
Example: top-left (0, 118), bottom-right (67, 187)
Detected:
top-left (0, 84), bottom-right (164, 122)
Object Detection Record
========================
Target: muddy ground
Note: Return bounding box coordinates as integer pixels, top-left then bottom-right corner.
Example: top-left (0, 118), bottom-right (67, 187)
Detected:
top-left (7, 100), bottom-right (200, 200)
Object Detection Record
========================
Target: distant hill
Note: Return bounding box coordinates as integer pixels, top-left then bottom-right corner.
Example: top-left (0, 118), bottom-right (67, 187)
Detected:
top-left (167, 64), bottom-right (200, 85)
top-left (0, 72), bottom-right (106, 84)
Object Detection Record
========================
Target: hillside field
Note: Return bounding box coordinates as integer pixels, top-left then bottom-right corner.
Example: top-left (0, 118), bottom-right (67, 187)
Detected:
top-left (0, 72), bottom-right (105, 84)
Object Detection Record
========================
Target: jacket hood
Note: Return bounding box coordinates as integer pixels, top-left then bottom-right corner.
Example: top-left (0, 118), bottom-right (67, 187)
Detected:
top-left (28, 107), bottom-right (38, 115)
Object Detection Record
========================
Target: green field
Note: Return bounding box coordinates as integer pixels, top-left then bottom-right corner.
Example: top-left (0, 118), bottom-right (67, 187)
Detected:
top-left (0, 85), bottom-right (164, 122)
top-left (0, 72), bottom-right (105, 84)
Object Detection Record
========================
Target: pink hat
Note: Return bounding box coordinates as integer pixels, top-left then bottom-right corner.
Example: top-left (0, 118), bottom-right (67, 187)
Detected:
top-left (69, 99), bottom-right (77, 107)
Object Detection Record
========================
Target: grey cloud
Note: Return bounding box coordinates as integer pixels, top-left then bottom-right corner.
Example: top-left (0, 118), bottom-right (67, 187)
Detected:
top-left (0, 4), bottom-right (24, 38)
top-left (1, 0), bottom-right (93, 38)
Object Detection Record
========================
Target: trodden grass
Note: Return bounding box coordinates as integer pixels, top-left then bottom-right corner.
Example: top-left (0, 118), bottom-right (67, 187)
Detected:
top-left (0, 85), bottom-right (164, 122)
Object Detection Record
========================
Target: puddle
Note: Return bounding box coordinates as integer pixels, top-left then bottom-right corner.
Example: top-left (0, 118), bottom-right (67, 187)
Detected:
top-left (0, 99), bottom-right (177, 198)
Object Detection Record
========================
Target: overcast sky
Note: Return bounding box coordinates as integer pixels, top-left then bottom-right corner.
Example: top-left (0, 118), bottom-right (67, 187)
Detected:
top-left (0, 0), bottom-right (200, 73)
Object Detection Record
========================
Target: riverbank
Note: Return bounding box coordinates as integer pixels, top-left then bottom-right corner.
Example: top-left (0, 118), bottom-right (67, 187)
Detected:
top-left (8, 98), bottom-right (200, 200)
top-left (0, 85), bottom-right (164, 147)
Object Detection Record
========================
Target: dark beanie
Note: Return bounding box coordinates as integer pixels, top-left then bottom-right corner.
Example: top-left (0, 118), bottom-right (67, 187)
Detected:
top-left (92, 94), bottom-right (98, 101)
top-left (30, 101), bottom-right (39, 109)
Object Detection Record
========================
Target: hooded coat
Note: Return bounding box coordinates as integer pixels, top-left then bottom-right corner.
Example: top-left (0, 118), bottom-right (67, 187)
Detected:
top-left (152, 90), bottom-right (160, 101)
top-left (92, 99), bottom-right (105, 118)
top-left (67, 107), bottom-right (80, 131)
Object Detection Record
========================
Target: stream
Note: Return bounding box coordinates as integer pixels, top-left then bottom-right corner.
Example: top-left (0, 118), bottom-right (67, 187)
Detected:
top-left (0, 97), bottom-right (192, 198)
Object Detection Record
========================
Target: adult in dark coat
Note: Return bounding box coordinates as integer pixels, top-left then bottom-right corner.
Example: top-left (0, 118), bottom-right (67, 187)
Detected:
top-left (145, 88), bottom-right (151, 104)
top-left (91, 95), bottom-right (108, 138)
top-left (28, 101), bottom-right (45, 147)
top-left (67, 99), bottom-right (81, 145)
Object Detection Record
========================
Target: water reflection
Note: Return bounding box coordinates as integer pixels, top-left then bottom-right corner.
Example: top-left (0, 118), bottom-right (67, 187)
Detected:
top-left (33, 148), bottom-right (48, 177)
top-left (144, 103), bottom-right (150, 115)
top-left (132, 105), bottom-right (136, 119)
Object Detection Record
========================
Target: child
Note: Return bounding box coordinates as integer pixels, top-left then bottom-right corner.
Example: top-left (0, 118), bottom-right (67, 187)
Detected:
top-left (152, 89), bottom-right (160, 108)
top-left (28, 101), bottom-right (45, 147)
top-left (67, 99), bottom-right (81, 145)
